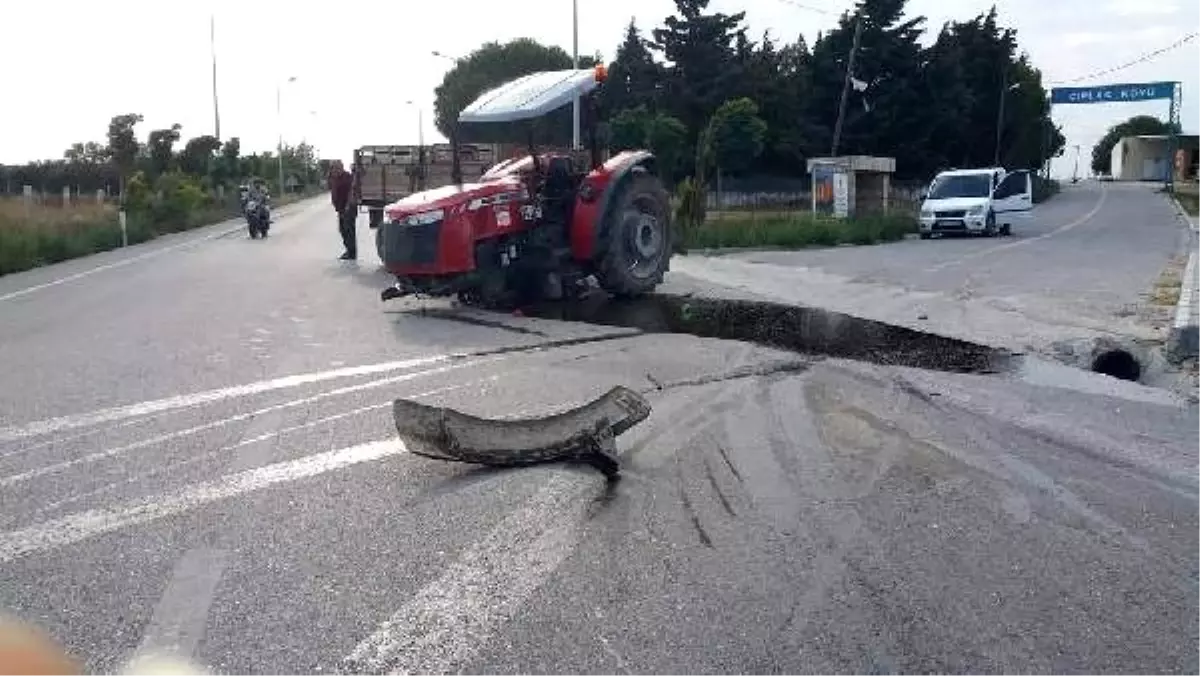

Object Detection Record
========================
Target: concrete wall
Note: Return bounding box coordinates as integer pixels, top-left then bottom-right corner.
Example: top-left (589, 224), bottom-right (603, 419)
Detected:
top-left (1112, 137), bottom-right (1171, 181)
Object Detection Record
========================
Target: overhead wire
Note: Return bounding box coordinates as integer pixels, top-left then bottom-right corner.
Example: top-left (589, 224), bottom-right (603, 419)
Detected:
top-left (1050, 32), bottom-right (1197, 85)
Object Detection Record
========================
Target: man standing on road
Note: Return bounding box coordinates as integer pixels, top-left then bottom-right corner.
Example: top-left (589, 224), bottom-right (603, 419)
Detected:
top-left (328, 160), bottom-right (357, 260)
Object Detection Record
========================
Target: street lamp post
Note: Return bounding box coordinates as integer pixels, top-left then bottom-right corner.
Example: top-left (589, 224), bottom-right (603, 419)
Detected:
top-left (404, 101), bottom-right (425, 148)
top-left (571, 0), bottom-right (580, 150)
top-left (277, 75), bottom-right (297, 198)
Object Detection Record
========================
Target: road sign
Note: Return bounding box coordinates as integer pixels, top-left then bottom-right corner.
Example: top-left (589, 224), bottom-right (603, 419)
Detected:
top-left (1050, 81), bottom-right (1175, 105)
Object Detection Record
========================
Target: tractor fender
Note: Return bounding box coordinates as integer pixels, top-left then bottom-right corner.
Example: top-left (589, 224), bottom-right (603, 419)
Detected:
top-left (570, 150), bottom-right (657, 262)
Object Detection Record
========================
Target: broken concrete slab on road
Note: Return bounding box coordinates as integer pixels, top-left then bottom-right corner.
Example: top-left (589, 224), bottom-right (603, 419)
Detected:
top-left (371, 299), bottom-right (1198, 673)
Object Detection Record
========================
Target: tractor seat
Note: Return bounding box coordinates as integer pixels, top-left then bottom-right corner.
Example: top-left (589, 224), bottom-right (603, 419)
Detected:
top-left (544, 156), bottom-right (577, 197)
top-left (539, 156), bottom-right (578, 233)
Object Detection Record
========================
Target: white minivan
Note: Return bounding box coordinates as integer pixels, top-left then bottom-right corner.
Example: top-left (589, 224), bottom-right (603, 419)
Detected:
top-left (918, 167), bottom-right (1033, 239)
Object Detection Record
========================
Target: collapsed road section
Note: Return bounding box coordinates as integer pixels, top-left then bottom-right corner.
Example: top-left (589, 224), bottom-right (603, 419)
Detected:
top-left (389, 289), bottom-right (1021, 476)
top-left (521, 289), bottom-right (1018, 375)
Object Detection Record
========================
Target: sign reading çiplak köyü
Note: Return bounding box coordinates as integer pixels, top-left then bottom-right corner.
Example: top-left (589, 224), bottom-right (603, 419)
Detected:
top-left (1050, 81), bottom-right (1176, 105)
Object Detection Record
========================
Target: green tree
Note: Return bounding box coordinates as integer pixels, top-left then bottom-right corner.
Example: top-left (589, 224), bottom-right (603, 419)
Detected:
top-left (645, 113), bottom-right (688, 180)
top-left (179, 135), bottom-right (222, 178)
top-left (64, 141), bottom-right (109, 165)
top-left (220, 137), bottom-right (241, 183)
top-left (106, 113), bottom-right (143, 197)
top-left (433, 38), bottom-right (598, 139)
top-left (599, 19), bottom-right (665, 116)
top-left (922, 6), bottom-right (1062, 174)
top-left (809, 0), bottom-right (928, 170)
top-left (650, 0), bottom-right (748, 145)
top-left (146, 124), bottom-right (182, 177)
top-left (606, 106), bottom-right (688, 180)
top-left (1091, 115), bottom-right (1178, 175)
top-left (706, 97), bottom-right (767, 175)
top-left (609, 106), bottom-right (653, 151)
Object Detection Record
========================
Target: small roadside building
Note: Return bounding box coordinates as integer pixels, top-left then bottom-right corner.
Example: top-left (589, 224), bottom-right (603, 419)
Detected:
top-left (1110, 134), bottom-right (1199, 181)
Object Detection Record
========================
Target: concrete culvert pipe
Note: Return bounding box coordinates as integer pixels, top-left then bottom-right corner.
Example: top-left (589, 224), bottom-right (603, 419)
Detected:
top-left (1090, 349), bottom-right (1142, 382)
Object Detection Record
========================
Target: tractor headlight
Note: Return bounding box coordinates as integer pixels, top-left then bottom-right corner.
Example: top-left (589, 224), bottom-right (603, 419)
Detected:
top-left (405, 209), bottom-right (444, 226)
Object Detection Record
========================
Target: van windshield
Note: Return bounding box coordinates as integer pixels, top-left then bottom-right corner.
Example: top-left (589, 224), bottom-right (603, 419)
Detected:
top-left (928, 174), bottom-right (992, 199)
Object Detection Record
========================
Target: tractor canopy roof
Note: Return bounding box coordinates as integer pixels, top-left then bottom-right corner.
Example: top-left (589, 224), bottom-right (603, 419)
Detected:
top-left (456, 68), bottom-right (603, 146)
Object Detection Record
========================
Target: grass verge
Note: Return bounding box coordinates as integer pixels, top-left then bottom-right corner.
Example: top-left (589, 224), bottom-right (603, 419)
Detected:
top-left (682, 212), bottom-right (917, 251)
top-left (1174, 192), bottom-right (1198, 217)
top-left (0, 190), bottom-right (319, 277)
top-left (1150, 262), bottom-right (1184, 307)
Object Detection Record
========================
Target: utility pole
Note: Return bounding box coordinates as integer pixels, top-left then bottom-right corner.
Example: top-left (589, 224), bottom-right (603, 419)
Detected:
top-left (571, 0), bottom-right (580, 150)
top-left (830, 18), bottom-right (863, 157)
top-left (993, 67), bottom-right (1009, 167)
top-left (210, 14), bottom-right (221, 140)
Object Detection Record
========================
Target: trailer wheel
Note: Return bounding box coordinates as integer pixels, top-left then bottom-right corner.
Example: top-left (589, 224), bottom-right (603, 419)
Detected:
top-left (596, 172), bottom-right (672, 297)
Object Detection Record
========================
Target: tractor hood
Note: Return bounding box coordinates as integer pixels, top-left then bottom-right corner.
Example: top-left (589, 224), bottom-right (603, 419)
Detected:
top-left (383, 179), bottom-right (522, 219)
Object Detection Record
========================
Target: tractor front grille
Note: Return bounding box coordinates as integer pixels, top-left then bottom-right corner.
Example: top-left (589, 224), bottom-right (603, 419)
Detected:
top-left (383, 221), bottom-right (441, 266)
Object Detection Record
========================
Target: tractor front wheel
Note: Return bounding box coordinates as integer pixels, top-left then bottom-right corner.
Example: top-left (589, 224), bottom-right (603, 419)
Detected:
top-left (596, 173), bottom-right (672, 297)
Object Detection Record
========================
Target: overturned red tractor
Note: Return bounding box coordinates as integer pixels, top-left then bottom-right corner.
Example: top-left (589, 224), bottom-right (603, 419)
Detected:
top-left (378, 66), bottom-right (672, 306)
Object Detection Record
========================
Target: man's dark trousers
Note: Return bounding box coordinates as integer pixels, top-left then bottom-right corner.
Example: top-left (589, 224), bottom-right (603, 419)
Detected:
top-left (339, 207), bottom-right (358, 259)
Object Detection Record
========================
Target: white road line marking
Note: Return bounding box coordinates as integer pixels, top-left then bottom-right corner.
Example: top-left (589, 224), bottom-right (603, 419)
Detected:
top-left (0, 226), bottom-right (241, 304)
top-left (127, 548), bottom-right (229, 669)
top-left (0, 355), bottom-right (449, 443)
top-left (30, 376), bottom-right (500, 518)
top-left (341, 469), bottom-right (603, 675)
top-left (0, 438), bottom-right (405, 563)
top-left (924, 181), bottom-right (1109, 273)
top-left (0, 359), bottom-right (486, 486)
top-left (0, 200), bottom-right (320, 305)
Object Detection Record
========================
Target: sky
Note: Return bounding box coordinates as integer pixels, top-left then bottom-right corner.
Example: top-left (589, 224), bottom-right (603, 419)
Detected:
top-left (0, 0), bottom-right (1196, 179)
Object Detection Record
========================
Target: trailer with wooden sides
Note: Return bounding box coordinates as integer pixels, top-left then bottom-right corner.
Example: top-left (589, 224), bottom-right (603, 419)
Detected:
top-left (352, 143), bottom-right (499, 229)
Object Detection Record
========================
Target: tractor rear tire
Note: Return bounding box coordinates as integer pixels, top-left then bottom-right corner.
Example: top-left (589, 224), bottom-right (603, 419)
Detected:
top-left (595, 172), bottom-right (672, 297)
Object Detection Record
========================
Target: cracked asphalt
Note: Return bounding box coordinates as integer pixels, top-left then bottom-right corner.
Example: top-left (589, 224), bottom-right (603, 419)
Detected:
top-left (680, 181), bottom-right (1193, 358)
top-left (0, 198), bottom-right (1196, 674)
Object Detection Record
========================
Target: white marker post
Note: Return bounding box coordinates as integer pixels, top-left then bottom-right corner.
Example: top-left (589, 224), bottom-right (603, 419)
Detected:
top-left (119, 210), bottom-right (128, 247)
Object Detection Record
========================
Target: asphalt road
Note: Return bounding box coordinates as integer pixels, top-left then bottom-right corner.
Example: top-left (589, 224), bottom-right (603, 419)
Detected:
top-left (0, 199), bottom-right (1197, 674)
top-left (732, 181), bottom-right (1187, 317)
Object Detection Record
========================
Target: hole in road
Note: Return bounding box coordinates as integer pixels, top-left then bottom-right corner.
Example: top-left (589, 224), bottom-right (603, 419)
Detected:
top-left (1090, 349), bottom-right (1141, 382)
top-left (519, 291), bottom-right (1018, 376)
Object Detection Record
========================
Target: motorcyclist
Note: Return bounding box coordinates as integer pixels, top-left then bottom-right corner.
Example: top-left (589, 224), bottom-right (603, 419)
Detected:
top-left (247, 180), bottom-right (270, 208)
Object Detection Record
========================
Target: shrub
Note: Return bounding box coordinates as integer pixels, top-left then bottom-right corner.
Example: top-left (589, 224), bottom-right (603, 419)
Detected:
top-left (685, 211), bottom-right (916, 251)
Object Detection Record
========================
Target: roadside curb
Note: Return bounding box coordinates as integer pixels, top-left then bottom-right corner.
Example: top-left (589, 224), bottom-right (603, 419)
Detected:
top-left (1166, 195), bottom-right (1195, 362)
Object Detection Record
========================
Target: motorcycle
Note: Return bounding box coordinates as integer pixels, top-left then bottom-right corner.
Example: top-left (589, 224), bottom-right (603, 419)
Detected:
top-left (243, 192), bottom-right (271, 239)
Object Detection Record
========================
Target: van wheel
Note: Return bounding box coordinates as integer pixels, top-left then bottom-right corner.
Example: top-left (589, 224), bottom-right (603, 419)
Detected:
top-left (1000, 223), bottom-right (1012, 236)
top-left (919, 233), bottom-right (931, 240)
